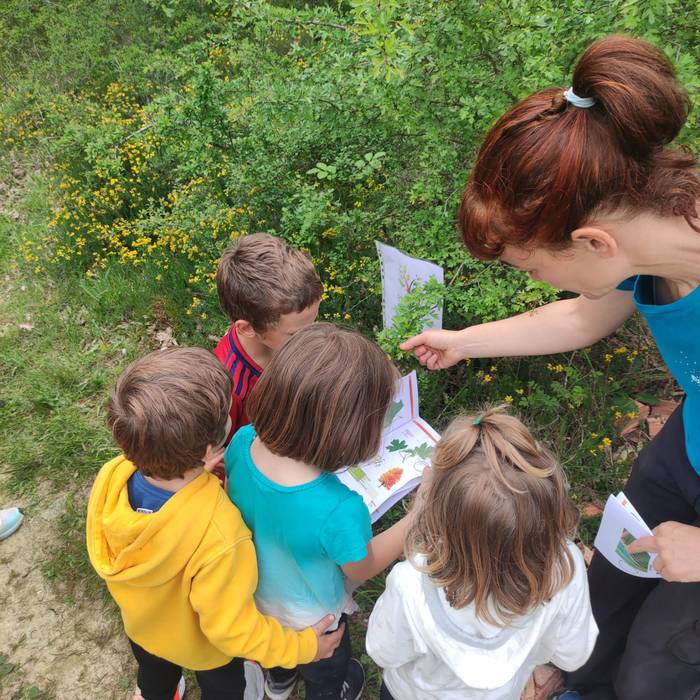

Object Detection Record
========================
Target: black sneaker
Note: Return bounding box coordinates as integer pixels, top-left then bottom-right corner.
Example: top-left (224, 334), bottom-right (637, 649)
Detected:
top-left (264, 670), bottom-right (298, 700)
top-left (340, 658), bottom-right (365, 700)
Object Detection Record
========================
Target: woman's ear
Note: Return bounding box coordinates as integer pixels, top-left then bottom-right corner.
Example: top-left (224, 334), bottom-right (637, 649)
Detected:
top-left (571, 227), bottom-right (619, 257)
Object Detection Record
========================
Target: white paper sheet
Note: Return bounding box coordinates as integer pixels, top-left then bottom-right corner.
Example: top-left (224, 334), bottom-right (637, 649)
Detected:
top-left (594, 492), bottom-right (660, 578)
top-left (375, 241), bottom-right (444, 330)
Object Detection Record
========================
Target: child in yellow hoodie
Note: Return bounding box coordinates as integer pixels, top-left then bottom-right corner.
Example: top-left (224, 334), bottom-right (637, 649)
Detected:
top-left (86, 347), bottom-right (343, 700)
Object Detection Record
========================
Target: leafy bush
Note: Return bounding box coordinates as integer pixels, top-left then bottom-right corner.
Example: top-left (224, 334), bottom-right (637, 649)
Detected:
top-left (6, 0), bottom-right (696, 329)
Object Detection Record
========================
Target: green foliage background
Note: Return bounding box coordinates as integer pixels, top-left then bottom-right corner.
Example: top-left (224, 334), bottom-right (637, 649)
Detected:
top-left (0, 1), bottom-right (697, 693)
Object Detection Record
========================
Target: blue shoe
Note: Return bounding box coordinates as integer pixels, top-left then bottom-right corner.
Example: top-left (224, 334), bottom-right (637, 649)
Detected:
top-left (0, 508), bottom-right (24, 540)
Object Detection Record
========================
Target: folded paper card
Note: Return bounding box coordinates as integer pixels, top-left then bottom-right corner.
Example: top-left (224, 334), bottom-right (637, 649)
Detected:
top-left (375, 241), bottom-right (444, 330)
top-left (594, 492), bottom-right (660, 578)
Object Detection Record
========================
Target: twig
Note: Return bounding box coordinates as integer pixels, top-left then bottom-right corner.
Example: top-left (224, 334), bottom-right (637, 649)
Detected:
top-left (113, 123), bottom-right (153, 158)
top-left (446, 261), bottom-right (465, 287)
top-left (273, 18), bottom-right (351, 32)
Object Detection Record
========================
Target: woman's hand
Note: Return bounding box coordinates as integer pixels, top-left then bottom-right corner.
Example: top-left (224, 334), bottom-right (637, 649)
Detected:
top-left (400, 329), bottom-right (468, 370)
top-left (627, 521), bottom-right (700, 582)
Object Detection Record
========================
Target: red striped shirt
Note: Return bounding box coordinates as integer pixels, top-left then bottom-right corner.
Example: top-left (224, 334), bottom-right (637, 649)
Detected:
top-left (213, 326), bottom-right (263, 443)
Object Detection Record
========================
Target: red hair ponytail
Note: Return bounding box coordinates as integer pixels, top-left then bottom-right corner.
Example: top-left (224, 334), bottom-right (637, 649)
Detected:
top-left (459, 35), bottom-right (699, 260)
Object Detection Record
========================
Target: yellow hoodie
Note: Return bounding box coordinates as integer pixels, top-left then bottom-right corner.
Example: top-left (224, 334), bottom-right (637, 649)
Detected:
top-left (86, 455), bottom-right (317, 670)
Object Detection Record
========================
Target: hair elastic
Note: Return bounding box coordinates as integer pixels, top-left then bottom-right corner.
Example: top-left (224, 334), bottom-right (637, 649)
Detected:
top-left (472, 417), bottom-right (482, 426)
top-left (563, 87), bottom-right (596, 108)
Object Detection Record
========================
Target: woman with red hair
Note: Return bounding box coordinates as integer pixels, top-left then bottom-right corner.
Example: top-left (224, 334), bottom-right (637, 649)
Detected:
top-left (403, 35), bottom-right (700, 700)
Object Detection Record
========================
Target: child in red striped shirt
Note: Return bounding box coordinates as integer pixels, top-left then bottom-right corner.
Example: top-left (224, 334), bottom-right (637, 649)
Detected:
top-left (214, 233), bottom-right (323, 443)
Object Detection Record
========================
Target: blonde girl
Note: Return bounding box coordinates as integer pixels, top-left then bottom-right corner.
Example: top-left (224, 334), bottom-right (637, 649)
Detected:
top-left (367, 406), bottom-right (598, 700)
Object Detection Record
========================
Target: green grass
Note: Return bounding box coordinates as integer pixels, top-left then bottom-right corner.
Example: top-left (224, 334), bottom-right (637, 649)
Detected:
top-left (0, 169), bottom-right (202, 595)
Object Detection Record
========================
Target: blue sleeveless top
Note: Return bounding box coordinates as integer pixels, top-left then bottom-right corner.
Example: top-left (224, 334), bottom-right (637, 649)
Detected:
top-left (618, 276), bottom-right (700, 474)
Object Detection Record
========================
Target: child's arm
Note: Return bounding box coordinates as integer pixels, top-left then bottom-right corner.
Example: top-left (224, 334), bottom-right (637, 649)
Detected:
top-left (191, 536), bottom-right (342, 667)
top-left (340, 469), bottom-right (431, 583)
top-left (366, 562), bottom-right (422, 668)
top-left (341, 515), bottom-right (410, 583)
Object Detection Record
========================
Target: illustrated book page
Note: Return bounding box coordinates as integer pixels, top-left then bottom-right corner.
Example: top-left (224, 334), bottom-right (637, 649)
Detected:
top-left (375, 241), bottom-right (444, 330)
top-left (338, 371), bottom-right (439, 522)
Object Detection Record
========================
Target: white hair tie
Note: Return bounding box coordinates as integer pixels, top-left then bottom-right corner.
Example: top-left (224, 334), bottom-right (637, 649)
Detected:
top-left (564, 87), bottom-right (596, 108)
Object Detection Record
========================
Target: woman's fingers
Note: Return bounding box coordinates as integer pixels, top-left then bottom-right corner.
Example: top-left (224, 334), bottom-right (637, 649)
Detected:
top-left (426, 351), bottom-right (440, 370)
top-left (627, 535), bottom-right (657, 554)
top-left (400, 333), bottom-right (427, 352)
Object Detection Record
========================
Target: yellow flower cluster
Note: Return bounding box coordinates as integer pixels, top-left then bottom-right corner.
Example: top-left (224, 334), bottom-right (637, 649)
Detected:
top-left (19, 78), bottom-right (260, 294)
top-left (103, 82), bottom-right (143, 125)
top-left (1, 107), bottom-right (46, 146)
top-left (604, 346), bottom-right (639, 364)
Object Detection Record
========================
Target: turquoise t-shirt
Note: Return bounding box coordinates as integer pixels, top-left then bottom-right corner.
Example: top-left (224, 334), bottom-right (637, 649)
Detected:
top-left (225, 425), bottom-right (372, 630)
top-left (618, 275), bottom-right (700, 474)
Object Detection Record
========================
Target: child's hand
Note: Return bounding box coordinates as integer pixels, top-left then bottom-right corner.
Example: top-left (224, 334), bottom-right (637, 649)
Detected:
top-left (310, 615), bottom-right (345, 661)
top-left (202, 444), bottom-right (225, 473)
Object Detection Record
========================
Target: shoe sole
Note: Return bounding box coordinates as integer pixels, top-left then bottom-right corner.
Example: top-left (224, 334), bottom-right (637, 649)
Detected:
top-left (263, 678), bottom-right (296, 700)
top-left (344, 659), bottom-right (365, 700)
top-left (264, 683), bottom-right (295, 700)
top-left (0, 515), bottom-right (24, 540)
top-left (174, 676), bottom-right (186, 700)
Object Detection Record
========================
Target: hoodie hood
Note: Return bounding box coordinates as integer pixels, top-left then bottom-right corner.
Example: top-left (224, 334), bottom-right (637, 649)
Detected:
top-left (367, 547), bottom-right (596, 700)
top-left (86, 455), bottom-right (220, 586)
top-left (400, 554), bottom-right (576, 690)
top-left (415, 573), bottom-right (538, 688)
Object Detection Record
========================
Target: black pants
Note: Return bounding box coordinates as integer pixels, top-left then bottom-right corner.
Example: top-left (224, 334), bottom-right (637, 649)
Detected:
top-left (129, 639), bottom-right (246, 700)
top-left (567, 406), bottom-right (700, 700)
top-left (379, 681), bottom-right (396, 700)
top-left (268, 615), bottom-right (351, 699)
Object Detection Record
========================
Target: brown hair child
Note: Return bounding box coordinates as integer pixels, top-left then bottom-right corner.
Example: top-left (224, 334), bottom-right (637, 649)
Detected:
top-left (87, 347), bottom-right (343, 700)
top-left (213, 233), bottom-right (323, 442)
top-left (224, 323), bottom-right (417, 700)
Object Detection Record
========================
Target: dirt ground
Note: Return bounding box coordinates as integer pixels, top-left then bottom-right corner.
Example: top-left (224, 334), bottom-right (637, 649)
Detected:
top-left (0, 484), bottom-right (135, 699)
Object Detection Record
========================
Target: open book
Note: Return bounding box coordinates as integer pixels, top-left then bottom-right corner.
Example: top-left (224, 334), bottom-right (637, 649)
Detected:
top-left (338, 371), bottom-right (439, 522)
top-left (594, 492), bottom-right (660, 578)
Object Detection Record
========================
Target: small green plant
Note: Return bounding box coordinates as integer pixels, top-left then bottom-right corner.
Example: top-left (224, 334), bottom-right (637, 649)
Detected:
top-left (377, 278), bottom-right (445, 360)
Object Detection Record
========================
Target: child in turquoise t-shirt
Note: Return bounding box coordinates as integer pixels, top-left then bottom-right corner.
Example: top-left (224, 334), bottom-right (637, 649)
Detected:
top-left (225, 323), bottom-right (417, 700)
